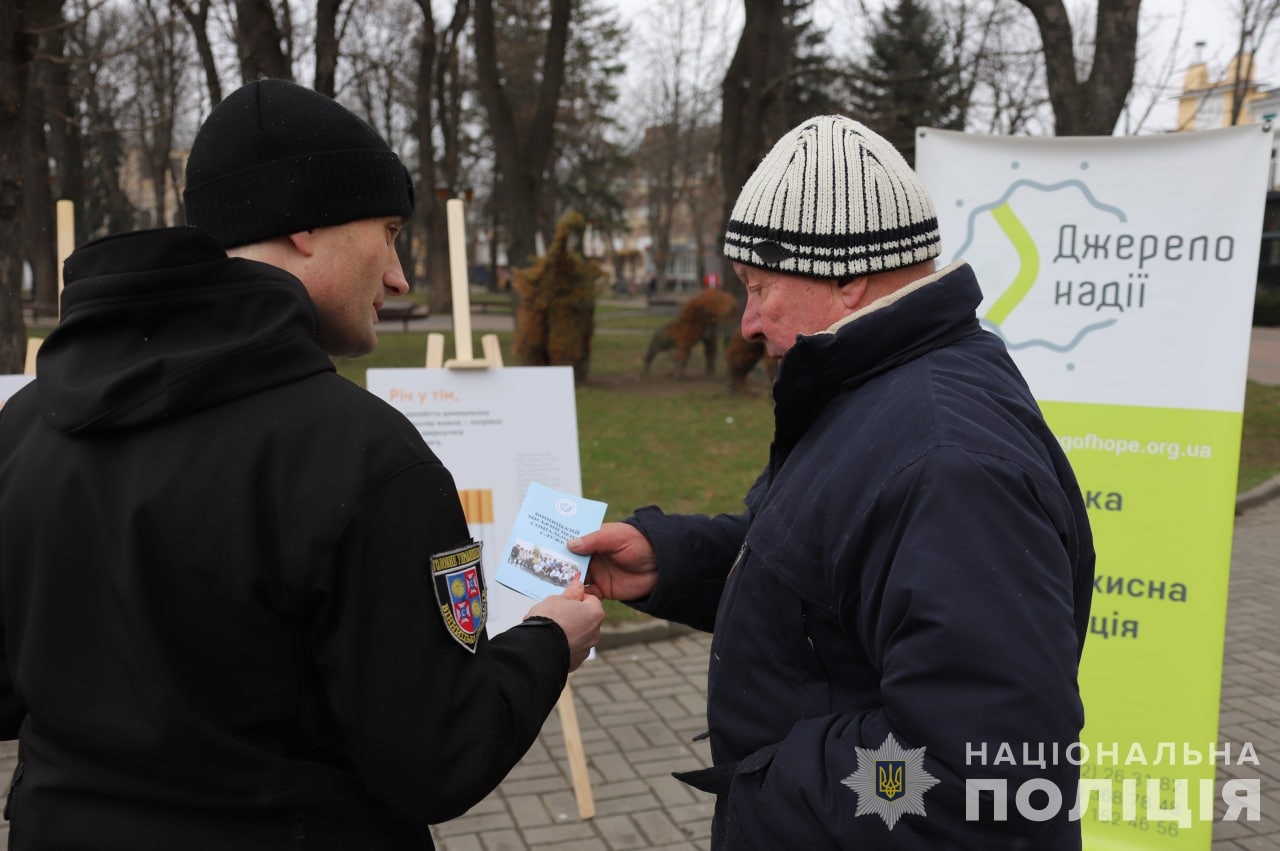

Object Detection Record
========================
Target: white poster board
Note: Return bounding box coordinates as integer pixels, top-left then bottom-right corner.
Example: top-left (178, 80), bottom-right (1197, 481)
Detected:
top-left (0, 375), bottom-right (34, 407)
top-left (366, 366), bottom-right (582, 634)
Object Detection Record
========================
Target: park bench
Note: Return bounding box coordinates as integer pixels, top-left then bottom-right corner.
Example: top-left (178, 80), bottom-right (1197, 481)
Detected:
top-left (376, 300), bottom-right (429, 331)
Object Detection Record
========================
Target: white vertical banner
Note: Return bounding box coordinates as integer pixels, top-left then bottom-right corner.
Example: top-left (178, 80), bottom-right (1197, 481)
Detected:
top-left (918, 125), bottom-right (1271, 848)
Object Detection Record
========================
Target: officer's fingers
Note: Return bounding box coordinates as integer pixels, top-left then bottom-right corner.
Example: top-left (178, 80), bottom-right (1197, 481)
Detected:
top-left (562, 578), bottom-right (585, 601)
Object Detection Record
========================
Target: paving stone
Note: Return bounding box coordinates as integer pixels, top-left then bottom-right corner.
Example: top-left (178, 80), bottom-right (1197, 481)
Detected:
top-left (593, 792), bottom-right (662, 816)
top-left (646, 774), bottom-right (700, 808)
top-left (590, 779), bottom-right (651, 801)
top-left (507, 793), bottom-right (554, 829)
top-left (479, 829), bottom-right (528, 851)
top-left (537, 790), bottom-right (581, 823)
top-left (666, 801), bottom-right (716, 825)
top-left (434, 811), bottom-right (515, 836)
top-left (530, 841), bottom-right (609, 851)
top-left (593, 814), bottom-right (645, 850)
top-left (436, 835), bottom-right (486, 851)
top-left (1236, 835), bottom-right (1280, 850)
top-left (520, 820), bottom-right (601, 844)
top-left (632, 809), bottom-right (688, 845)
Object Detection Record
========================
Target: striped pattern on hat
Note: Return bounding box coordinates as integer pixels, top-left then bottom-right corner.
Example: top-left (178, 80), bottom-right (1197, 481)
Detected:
top-left (724, 115), bottom-right (941, 279)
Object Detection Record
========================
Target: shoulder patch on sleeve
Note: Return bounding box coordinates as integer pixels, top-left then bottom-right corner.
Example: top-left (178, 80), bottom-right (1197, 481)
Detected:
top-left (429, 542), bottom-right (486, 652)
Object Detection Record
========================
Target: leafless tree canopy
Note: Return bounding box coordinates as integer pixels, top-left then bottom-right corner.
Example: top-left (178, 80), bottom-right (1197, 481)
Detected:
top-left (0, 0), bottom-right (1254, 372)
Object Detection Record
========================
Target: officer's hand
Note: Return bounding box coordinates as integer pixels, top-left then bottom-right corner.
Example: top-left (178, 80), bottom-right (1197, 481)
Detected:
top-left (527, 579), bottom-right (603, 672)
top-left (568, 523), bottom-right (658, 602)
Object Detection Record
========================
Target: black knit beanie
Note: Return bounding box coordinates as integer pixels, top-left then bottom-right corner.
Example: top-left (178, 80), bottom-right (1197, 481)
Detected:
top-left (183, 79), bottom-right (415, 249)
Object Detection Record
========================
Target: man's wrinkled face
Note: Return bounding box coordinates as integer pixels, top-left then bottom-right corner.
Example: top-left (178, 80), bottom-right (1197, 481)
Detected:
top-left (735, 262), bottom-right (849, 359)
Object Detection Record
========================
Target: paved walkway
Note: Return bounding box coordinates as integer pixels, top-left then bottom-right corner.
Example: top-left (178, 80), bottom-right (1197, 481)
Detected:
top-left (1252, 327), bottom-right (1280, 385)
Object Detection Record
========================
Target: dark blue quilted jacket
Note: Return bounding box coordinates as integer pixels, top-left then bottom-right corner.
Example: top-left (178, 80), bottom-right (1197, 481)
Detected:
top-left (632, 262), bottom-right (1095, 850)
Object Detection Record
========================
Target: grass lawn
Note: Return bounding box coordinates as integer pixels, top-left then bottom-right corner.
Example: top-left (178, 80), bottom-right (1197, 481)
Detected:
top-left (341, 324), bottom-right (1280, 501)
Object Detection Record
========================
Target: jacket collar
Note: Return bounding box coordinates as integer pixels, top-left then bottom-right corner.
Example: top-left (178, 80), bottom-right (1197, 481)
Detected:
top-left (770, 260), bottom-right (983, 453)
top-left (37, 228), bottom-right (334, 433)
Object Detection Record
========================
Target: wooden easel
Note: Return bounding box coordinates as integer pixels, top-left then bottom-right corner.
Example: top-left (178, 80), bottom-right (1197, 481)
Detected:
top-left (23, 200), bottom-right (74, 376)
top-left (428, 199), bottom-right (595, 820)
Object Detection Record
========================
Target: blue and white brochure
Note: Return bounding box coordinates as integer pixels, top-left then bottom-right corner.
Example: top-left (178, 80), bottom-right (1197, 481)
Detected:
top-left (496, 482), bottom-right (607, 601)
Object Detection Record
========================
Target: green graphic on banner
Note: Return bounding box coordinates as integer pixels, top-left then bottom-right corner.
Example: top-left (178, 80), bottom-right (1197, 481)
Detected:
top-left (1040, 400), bottom-right (1242, 848)
top-left (984, 202), bottom-right (1039, 327)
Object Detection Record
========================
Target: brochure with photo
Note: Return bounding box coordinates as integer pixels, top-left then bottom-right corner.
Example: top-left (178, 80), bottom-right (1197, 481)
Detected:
top-left (496, 481), bottom-right (607, 601)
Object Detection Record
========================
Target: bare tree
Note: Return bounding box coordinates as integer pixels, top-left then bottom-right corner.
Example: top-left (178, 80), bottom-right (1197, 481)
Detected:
top-left (314, 0), bottom-right (344, 96)
top-left (132, 0), bottom-right (189, 227)
top-left (412, 0), bottom-right (470, 310)
top-left (1229, 0), bottom-right (1280, 125)
top-left (234, 0), bottom-right (292, 81)
top-left (720, 0), bottom-right (838, 294)
top-left (1014, 0), bottom-right (1141, 135)
top-left (22, 10), bottom-right (63, 310)
top-left (339, 0), bottom-right (421, 284)
top-left (473, 0), bottom-right (573, 289)
top-left (43, 7), bottom-right (85, 247)
top-left (721, 0), bottom-right (784, 280)
top-left (172, 0), bottom-right (223, 104)
top-left (69, 0), bottom-right (138, 239)
top-left (472, 0), bottom-right (573, 275)
top-left (944, 0), bottom-right (1050, 136)
top-left (632, 0), bottom-right (729, 289)
top-left (1, 0), bottom-right (41, 372)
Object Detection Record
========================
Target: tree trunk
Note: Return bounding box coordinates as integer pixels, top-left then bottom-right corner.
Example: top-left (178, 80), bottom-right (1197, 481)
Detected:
top-left (172, 0), bottom-right (222, 106)
top-left (23, 41), bottom-right (56, 308)
top-left (314, 0), bottom-right (342, 97)
top-left (44, 14), bottom-right (85, 245)
top-left (473, 0), bottom-right (572, 273)
top-left (0, 0), bottom-right (36, 373)
top-left (1015, 0), bottom-right (1140, 135)
top-left (413, 0), bottom-right (441, 303)
top-left (234, 0), bottom-right (292, 82)
top-left (719, 0), bottom-right (781, 297)
top-left (414, 0), bottom-right (469, 310)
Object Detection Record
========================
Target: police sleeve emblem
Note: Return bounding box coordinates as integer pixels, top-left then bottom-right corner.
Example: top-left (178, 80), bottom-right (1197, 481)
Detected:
top-left (430, 542), bottom-right (486, 652)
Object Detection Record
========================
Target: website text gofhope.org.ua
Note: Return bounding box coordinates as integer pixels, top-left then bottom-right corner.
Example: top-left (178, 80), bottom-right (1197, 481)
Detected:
top-left (1057, 433), bottom-right (1213, 462)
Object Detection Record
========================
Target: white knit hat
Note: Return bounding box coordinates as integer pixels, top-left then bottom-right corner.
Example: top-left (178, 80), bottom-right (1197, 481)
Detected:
top-left (724, 115), bottom-right (941, 279)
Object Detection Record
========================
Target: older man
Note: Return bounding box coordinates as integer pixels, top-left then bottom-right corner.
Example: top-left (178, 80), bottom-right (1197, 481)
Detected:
top-left (573, 115), bottom-right (1094, 849)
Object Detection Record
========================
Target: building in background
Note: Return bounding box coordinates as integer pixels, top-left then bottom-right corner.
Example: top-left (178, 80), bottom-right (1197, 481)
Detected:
top-left (1176, 44), bottom-right (1267, 133)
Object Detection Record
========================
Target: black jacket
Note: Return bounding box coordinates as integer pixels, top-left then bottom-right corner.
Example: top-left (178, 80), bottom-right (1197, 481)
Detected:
top-left (633, 262), bottom-right (1095, 849)
top-left (0, 228), bottom-right (568, 850)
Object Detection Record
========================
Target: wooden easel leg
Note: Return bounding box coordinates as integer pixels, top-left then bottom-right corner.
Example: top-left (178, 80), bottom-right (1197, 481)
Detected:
top-left (24, 338), bottom-right (41, 376)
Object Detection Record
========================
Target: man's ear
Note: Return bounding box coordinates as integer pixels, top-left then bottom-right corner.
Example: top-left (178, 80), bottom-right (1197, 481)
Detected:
top-left (837, 276), bottom-right (870, 310)
top-left (287, 230), bottom-right (317, 257)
